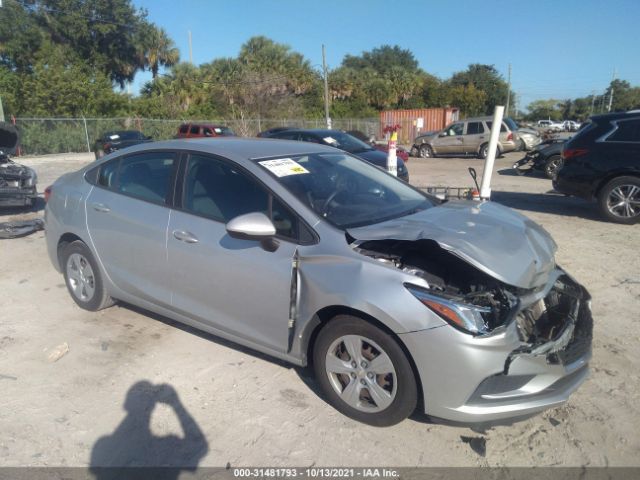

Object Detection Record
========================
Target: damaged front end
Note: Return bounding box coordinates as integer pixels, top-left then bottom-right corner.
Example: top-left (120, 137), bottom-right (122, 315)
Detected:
top-left (350, 222), bottom-right (592, 421)
top-left (0, 123), bottom-right (37, 208)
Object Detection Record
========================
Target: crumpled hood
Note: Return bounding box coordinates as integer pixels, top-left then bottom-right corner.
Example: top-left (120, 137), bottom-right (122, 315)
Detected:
top-left (348, 200), bottom-right (557, 289)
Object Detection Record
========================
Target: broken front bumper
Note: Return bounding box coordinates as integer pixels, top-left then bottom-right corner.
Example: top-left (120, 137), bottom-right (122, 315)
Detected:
top-left (0, 186), bottom-right (37, 207)
top-left (399, 271), bottom-right (592, 423)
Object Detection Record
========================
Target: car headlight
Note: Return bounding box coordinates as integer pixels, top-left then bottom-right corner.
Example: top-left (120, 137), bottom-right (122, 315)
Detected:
top-left (25, 172), bottom-right (37, 187)
top-left (406, 284), bottom-right (492, 335)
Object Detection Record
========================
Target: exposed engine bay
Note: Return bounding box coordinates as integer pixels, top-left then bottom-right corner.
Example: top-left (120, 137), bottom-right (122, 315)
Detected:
top-left (354, 238), bottom-right (592, 361)
top-left (1, 123), bottom-right (37, 208)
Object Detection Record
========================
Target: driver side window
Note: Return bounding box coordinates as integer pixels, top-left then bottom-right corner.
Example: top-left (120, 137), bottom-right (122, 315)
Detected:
top-left (446, 123), bottom-right (464, 136)
top-left (182, 154), bottom-right (301, 241)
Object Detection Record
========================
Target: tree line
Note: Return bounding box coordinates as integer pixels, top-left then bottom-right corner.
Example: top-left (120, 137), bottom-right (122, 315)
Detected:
top-left (1, 0), bottom-right (638, 123)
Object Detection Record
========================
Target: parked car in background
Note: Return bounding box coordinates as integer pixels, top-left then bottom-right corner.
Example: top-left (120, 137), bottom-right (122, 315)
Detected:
top-left (347, 130), bottom-right (410, 162)
top-left (265, 128), bottom-right (409, 181)
top-left (562, 120), bottom-right (581, 132)
top-left (177, 123), bottom-right (236, 139)
top-left (537, 120), bottom-right (564, 131)
top-left (94, 130), bottom-right (152, 160)
top-left (257, 127), bottom-right (294, 138)
top-left (513, 138), bottom-right (566, 178)
top-left (504, 118), bottom-right (542, 151)
top-left (45, 138), bottom-right (592, 426)
top-left (411, 116), bottom-right (519, 159)
top-left (1, 122), bottom-right (37, 207)
top-left (554, 111), bottom-right (640, 223)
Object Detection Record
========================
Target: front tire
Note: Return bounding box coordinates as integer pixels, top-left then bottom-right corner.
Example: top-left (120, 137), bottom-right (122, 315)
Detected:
top-left (419, 144), bottom-right (433, 158)
top-left (62, 241), bottom-right (114, 311)
top-left (597, 176), bottom-right (640, 224)
top-left (313, 315), bottom-right (418, 427)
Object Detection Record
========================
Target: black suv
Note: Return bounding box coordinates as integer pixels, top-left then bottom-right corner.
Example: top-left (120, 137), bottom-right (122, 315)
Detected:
top-left (553, 111), bottom-right (640, 224)
top-left (94, 130), bottom-right (152, 160)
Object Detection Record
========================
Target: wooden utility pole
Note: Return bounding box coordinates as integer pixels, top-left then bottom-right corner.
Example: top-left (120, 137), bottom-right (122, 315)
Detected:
top-left (322, 45), bottom-right (331, 129)
top-left (505, 63), bottom-right (512, 117)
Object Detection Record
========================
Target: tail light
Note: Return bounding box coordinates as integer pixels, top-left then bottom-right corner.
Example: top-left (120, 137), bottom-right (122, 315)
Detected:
top-left (507, 132), bottom-right (513, 141)
top-left (562, 148), bottom-right (589, 160)
top-left (44, 185), bottom-right (52, 202)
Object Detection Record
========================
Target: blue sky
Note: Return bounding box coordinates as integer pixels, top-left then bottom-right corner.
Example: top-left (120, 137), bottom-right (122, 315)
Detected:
top-left (132, 0), bottom-right (640, 111)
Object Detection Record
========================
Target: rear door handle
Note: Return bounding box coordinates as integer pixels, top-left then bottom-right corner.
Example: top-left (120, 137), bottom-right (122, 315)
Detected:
top-left (92, 203), bottom-right (110, 213)
top-left (173, 230), bottom-right (199, 244)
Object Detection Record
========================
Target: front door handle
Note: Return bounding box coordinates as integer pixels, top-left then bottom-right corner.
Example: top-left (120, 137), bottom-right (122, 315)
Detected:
top-left (92, 203), bottom-right (110, 213)
top-left (173, 230), bottom-right (199, 244)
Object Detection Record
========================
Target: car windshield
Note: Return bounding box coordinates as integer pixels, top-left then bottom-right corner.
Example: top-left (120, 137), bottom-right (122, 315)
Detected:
top-left (319, 132), bottom-right (374, 154)
top-left (256, 152), bottom-right (433, 229)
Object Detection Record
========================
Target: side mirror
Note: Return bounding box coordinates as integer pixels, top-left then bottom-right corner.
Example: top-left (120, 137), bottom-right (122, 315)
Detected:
top-left (226, 212), bottom-right (276, 240)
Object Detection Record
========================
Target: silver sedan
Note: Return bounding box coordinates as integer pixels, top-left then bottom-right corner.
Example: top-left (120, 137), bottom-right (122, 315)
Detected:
top-left (45, 138), bottom-right (592, 426)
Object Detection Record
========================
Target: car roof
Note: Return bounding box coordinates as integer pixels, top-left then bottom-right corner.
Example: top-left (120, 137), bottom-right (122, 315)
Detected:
top-left (463, 116), bottom-right (505, 122)
top-left (273, 129), bottom-right (347, 135)
top-left (180, 123), bottom-right (230, 128)
top-left (590, 111), bottom-right (640, 122)
top-left (111, 137), bottom-right (336, 161)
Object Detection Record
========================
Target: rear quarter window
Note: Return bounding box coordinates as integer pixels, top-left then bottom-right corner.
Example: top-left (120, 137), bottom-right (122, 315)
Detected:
top-left (606, 118), bottom-right (640, 143)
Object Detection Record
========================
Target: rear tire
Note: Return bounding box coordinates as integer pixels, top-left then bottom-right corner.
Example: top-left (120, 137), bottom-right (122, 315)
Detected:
top-left (61, 240), bottom-right (114, 311)
top-left (544, 155), bottom-right (563, 179)
top-left (479, 143), bottom-right (502, 159)
top-left (597, 176), bottom-right (640, 224)
top-left (313, 315), bottom-right (418, 427)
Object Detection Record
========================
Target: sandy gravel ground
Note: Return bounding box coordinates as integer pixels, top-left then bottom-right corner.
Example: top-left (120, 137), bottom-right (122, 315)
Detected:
top-left (0, 151), bottom-right (638, 468)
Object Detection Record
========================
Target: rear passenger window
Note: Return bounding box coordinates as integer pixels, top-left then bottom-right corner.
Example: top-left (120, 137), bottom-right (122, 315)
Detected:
top-left (116, 152), bottom-right (176, 204)
top-left (98, 160), bottom-right (119, 188)
top-left (607, 119), bottom-right (640, 142)
top-left (466, 122), bottom-right (484, 135)
top-left (190, 125), bottom-right (200, 135)
top-left (183, 154), bottom-right (301, 241)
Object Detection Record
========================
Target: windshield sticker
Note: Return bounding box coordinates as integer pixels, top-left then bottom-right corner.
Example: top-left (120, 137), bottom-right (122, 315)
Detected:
top-left (259, 158), bottom-right (310, 177)
top-left (323, 136), bottom-right (337, 144)
top-left (214, 128), bottom-right (222, 133)
top-left (108, 134), bottom-right (120, 140)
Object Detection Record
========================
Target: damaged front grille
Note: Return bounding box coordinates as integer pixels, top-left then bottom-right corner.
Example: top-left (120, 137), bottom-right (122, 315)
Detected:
top-left (515, 275), bottom-right (592, 365)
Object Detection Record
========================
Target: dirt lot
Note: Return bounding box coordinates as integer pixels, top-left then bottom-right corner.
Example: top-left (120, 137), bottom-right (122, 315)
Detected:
top-left (1, 151), bottom-right (639, 468)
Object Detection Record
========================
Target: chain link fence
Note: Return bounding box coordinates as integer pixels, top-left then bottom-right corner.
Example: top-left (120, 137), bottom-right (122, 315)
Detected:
top-left (12, 117), bottom-right (381, 156)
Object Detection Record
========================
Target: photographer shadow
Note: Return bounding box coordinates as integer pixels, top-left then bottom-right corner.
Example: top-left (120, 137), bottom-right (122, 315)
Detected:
top-left (90, 381), bottom-right (209, 480)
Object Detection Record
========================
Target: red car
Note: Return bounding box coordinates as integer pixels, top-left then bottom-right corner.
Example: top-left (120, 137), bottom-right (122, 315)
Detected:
top-left (176, 123), bottom-right (236, 138)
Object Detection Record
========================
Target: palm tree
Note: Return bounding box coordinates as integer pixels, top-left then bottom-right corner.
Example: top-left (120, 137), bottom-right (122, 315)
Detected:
top-left (144, 26), bottom-right (180, 79)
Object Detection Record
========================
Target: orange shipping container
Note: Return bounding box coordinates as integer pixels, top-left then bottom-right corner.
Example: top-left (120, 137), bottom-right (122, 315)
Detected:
top-left (379, 108), bottom-right (460, 144)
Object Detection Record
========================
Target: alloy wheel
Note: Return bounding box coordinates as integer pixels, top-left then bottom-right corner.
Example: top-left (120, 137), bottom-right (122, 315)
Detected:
top-left (607, 184), bottom-right (640, 219)
top-left (324, 334), bottom-right (397, 412)
top-left (66, 253), bottom-right (96, 302)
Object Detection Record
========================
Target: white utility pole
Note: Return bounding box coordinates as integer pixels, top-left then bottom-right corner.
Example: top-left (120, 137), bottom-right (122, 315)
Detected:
top-left (479, 105), bottom-right (505, 200)
top-left (590, 91), bottom-right (596, 115)
top-left (505, 63), bottom-right (512, 117)
top-left (188, 30), bottom-right (193, 64)
top-left (322, 45), bottom-right (331, 129)
top-left (607, 68), bottom-right (616, 112)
